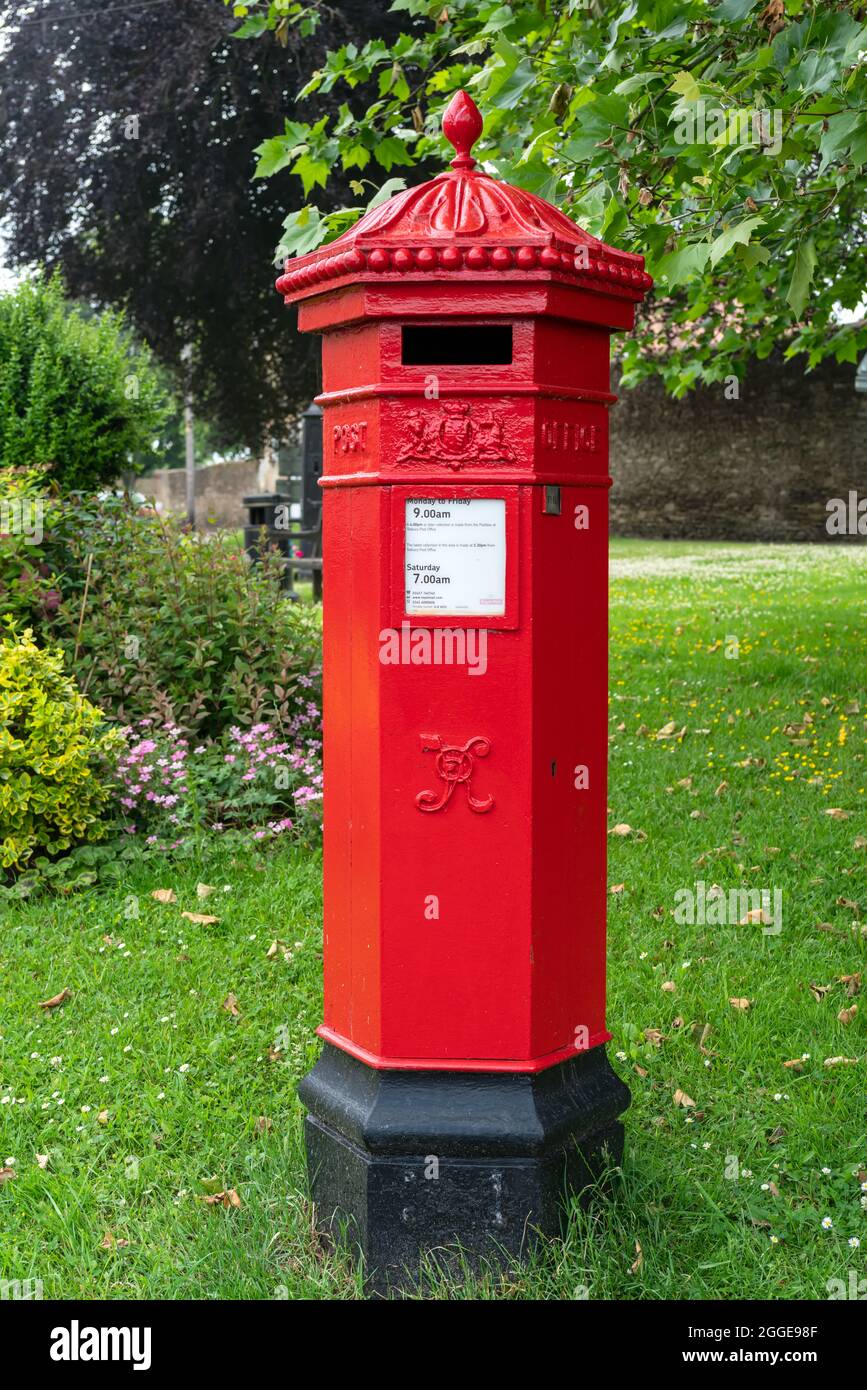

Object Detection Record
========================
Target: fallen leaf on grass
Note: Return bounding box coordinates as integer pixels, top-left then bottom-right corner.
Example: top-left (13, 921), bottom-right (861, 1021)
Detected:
top-left (37, 988), bottom-right (71, 1009)
top-left (825, 808), bottom-right (850, 820)
top-left (644, 1029), bottom-right (665, 1046)
top-left (254, 1116), bottom-right (273, 1134)
top-left (740, 907), bottom-right (771, 925)
top-left (100, 1232), bottom-right (130, 1249)
top-left (854, 836), bottom-right (867, 852)
top-left (837, 1004), bottom-right (858, 1026)
top-left (609, 823), bottom-right (633, 837)
top-left (766, 1126), bottom-right (786, 1145)
top-left (610, 883), bottom-right (625, 894)
top-left (836, 897), bottom-right (860, 912)
top-left (181, 912), bottom-right (220, 925)
top-left (634, 1065), bottom-right (648, 1078)
top-left (673, 1089), bottom-right (695, 1109)
top-left (0, 1168), bottom-right (16, 1184)
top-left (656, 721), bottom-right (677, 739)
top-left (221, 993), bottom-right (241, 1017)
top-left (151, 888), bottom-right (177, 904)
top-left (714, 781), bottom-right (729, 797)
top-left (196, 883), bottom-right (216, 898)
top-left (782, 1059), bottom-right (804, 1071)
top-left (823, 1056), bottom-right (858, 1068)
top-left (199, 1189), bottom-right (242, 1209)
top-left (839, 973), bottom-right (862, 997)
top-left (729, 997), bottom-right (752, 1011)
top-left (35, 1154), bottom-right (49, 1169)
top-left (661, 981), bottom-right (676, 994)
top-left (96, 1110), bottom-right (109, 1125)
top-left (809, 982), bottom-right (832, 1003)
top-left (630, 1241), bottom-right (644, 1274)
top-left (768, 1181), bottom-right (781, 1198)
top-left (266, 939), bottom-right (292, 962)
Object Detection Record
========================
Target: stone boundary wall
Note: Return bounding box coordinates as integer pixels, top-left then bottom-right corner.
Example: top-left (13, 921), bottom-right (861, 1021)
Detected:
top-left (135, 356), bottom-right (866, 542)
top-left (135, 457), bottom-right (277, 530)
top-left (610, 353), bottom-right (866, 542)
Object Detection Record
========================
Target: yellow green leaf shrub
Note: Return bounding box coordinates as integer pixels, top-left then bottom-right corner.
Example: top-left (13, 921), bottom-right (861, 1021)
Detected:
top-left (0, 627), bottom-right (123, 871)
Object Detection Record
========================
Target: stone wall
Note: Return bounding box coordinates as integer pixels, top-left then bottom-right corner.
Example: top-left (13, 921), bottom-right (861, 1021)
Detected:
top-left (136, 457), bottom-right (278, 530)
top-left (610, 353), bottom-right (867, 541)
top-left (135, 356), bottom-right (866, 542)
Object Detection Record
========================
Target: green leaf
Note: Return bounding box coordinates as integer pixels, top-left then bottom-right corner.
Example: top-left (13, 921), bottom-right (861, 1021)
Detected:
top-left (670, 70), bottom-right (701, 102)
top-left (716, 0), bottom-right (760, 22)
top-left (291, 153), bottom-right (331, 198)
top-left (708, 215), bottom-right (764, 268)
top-left (653, 241), bottom-right (711, 288)
top-left (253, 137), bottom-right (296, 180)
top-left (366, 178), bottom-right (408, 211)
top-left (785, 238), bottom-right (817, 319)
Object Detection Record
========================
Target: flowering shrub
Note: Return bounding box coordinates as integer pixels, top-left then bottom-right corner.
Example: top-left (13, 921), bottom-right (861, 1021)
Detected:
top-left (115, 722), bottom-right (192, 841)
top-left (44, 495), bottom-right (321, 739)
top-left (113, 708), bottom-right (322, 846)
top-left (0, 626), bottom-right (122, 871)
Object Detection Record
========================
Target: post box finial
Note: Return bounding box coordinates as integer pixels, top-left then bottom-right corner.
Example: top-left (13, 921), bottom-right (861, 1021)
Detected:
top-left (442, 90), bottom-right (483, 170)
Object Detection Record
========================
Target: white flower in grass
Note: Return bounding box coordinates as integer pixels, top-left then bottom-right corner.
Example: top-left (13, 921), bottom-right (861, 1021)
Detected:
top-left (110, 1028), bottom-right (119, 1036)
top-left (742, 1169), bottom-right (753, 1178)
top-left (99, 1076), bottom-right (109, 1084)
top-left (861, 1181), bottom-right (867, 1193)
top-left (821, 1167), bottom-right (832, 1175)
top-left (615, 1051), bottom-right (627, 1062)
top-left (773, 1092), bottom-right (783, 1101)
top-left (81, 1106), bottom-right (91, 1114)
top-left (769, 1234), bottom-right (780, 1245)
top-left (30, 1052), bottom-right (39, 1060)
top-left (4, 1157), bottom-right (15, 1166)
top-left (123, 1045), bottom-right (132, 1054)
top-left (821, 1216), bottom-right (833, 1230)
top-left (848, 1237), bottom-right (861, 1249)
top-left (761, 1183), bottom-right (770, 1191)
top-left (178, 1063), bottom-right (190, 1073)
top-left (50, 1057), bottom-right (62, 1067)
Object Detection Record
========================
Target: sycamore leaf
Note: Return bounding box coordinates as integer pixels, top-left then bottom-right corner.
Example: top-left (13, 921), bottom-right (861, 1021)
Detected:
top-left (653, 242), bottom-right (710, 288)
top-left (786, 237), bottom-right (816, 319)
top-left (709, 215), bottom-right (764, 268)
top-left (670, 70), bottom-right (701, 101)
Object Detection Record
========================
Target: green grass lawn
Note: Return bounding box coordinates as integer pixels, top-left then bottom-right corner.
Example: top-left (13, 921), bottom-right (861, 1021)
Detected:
top-left (1, 539), bottom-right (865, 1300)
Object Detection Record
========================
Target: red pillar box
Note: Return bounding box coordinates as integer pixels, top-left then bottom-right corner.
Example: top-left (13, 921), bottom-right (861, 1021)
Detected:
top-left (276, 91), bottom-right (651, 1291)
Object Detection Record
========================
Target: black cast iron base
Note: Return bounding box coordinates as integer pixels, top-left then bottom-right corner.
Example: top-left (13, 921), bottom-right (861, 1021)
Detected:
top-left (297, 1041), bottom-right (630, 1294)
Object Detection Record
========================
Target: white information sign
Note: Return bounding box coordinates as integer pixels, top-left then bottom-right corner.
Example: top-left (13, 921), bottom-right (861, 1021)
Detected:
top-left (404, 497), bottom-right (506, 616)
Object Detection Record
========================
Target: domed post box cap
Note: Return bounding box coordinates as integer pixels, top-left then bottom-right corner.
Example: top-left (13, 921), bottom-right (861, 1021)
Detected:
top-left (275, 90), bottom-right (653, 306)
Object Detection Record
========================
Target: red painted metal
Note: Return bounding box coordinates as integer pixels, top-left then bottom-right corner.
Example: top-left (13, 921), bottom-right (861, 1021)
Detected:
top-left (279, 91), bottom-right (651, 1073)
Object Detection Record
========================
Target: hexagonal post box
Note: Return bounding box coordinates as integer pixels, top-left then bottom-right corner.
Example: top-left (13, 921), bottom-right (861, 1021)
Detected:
top-left (276, 91), bottom-right (651, 1292)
